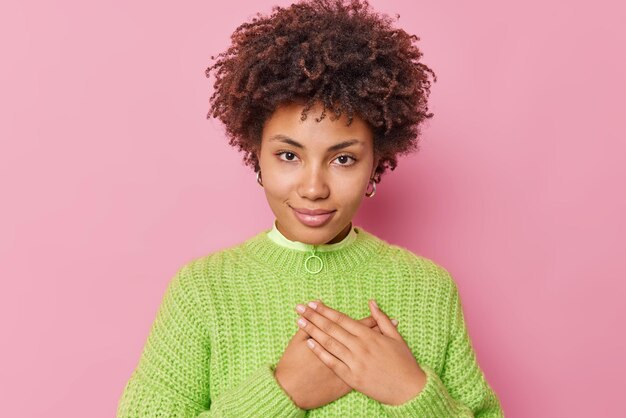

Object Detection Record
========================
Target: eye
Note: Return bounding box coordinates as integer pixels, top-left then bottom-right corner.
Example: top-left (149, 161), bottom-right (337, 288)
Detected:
top-left (275, 151), bottom-right (357, 166)
top-left (276, 151), bottom-right (299, 162)
top-left (334, 154), bottom-right (357, 166)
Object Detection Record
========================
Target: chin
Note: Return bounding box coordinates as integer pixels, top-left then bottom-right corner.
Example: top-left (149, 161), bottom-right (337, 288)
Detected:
top-left (286, 225), bottom-right (335, 245)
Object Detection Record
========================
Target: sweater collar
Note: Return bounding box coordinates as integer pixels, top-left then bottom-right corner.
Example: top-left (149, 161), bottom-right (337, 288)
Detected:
top-left (242, 222), bottom-right (385, 276)
top-left (267, 220), bottom-right (358, 252)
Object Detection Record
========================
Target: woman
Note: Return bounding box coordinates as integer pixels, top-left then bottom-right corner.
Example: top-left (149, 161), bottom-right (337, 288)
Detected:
top-left (117, 0), bottom-right (504, 416)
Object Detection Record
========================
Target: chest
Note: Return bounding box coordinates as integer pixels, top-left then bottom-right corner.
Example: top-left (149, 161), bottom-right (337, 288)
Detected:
top-left (204, 272), bottom-right (447, 404)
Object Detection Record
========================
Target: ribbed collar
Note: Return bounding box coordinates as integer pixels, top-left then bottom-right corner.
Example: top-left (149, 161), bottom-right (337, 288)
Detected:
top-left (267, 220), bottom-right (358, 252)
top-left (241, 223), bottom-right (385, 277)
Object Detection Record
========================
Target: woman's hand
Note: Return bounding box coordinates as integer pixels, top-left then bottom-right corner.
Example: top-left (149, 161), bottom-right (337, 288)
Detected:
top-left (295, 299), bottom-right (427, 406)
top-left (274, 308), bottom-right (398, 410)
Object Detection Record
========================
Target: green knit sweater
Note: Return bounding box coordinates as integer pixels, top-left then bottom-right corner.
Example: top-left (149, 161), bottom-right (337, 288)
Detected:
top-left (117, 224), bottom-right (504, 417)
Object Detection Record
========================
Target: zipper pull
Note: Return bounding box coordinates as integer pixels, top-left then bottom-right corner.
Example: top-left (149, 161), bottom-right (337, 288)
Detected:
top-left (304, 245), bottom-right (323, 274)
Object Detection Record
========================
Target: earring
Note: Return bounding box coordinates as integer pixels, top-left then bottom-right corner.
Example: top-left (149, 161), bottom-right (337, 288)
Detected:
top-left (256, 170), bottom-right (263, 187)
top-left (365, 178), bottom-right (377, 197)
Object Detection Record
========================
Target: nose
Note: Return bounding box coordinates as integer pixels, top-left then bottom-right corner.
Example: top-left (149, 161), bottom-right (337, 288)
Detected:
top-left (297, 165), bottom-right (330, 200)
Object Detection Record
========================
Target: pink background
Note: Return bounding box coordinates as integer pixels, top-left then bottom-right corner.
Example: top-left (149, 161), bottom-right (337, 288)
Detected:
top-left (1, 0), bottom-right (624, 416)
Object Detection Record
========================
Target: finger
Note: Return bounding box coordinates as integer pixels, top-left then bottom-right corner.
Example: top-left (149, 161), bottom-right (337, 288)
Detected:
top-left (369, 299), bottom-right (401, 338)
top-left (293, 315), bottom-right (388, 340)
top-left (375, 322), bottom-right (398, 332)
top-left (294, 326), bottom-right (311, 340)
top-left (304, 300), bottom-right (371, 338)
top-left (305, 337), bottom-right (351, 383)
top-left (296, 311), bottom-right (353, 362)
top-left (357, 315), bottom-right (377, 328)
top-left (358, 315), bottom-right (398, 331)
top-left (296, 302), bottom-right (359, 345)
top-left (359, 315), bottom-right (380, 333)
top-left (372, 319), bottom-right (398, 334)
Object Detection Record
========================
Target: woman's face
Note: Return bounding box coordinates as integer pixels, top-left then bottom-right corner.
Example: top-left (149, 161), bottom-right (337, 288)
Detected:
top-left (257, 101), bottom-right (378, 245)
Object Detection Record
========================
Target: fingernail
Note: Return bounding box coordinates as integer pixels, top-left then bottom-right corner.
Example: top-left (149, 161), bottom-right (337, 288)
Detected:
top-left (307, 301), bottom-right (318, 310)
top-left (306, 339), bottom-right (315, 349)
top-left (371, 299), bottom-right (378, 309)
top-left (391, 319), bottom-right (399, 326)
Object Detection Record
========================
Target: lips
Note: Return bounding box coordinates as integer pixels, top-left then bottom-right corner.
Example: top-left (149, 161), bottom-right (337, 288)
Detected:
top-left (291, 206), bottom-right (336, 227)
top-left (291, 207), bottom-right (335, 215)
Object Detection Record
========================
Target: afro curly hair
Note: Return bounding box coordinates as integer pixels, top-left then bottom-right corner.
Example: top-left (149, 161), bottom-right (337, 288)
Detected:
top-left (205, 0), bottom-right (436, 184)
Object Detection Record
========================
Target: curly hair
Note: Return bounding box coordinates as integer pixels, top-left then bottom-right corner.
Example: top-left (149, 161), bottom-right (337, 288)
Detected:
top-left (204, 0), bottom-right (436, 183)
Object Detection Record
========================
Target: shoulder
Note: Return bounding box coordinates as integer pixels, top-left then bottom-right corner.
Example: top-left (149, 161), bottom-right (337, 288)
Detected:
top-left (357, 226), bottom-right (458, 293)
top-left (173, 228), bottom-right (269, 284)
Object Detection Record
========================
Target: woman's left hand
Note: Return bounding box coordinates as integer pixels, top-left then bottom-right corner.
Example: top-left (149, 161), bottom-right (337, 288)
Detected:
top-left (294, 299), bottom-right (427, 406)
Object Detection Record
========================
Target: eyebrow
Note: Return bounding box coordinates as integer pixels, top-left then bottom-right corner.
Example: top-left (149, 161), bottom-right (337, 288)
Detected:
top-left (268, 134), bottom-right (363, 152)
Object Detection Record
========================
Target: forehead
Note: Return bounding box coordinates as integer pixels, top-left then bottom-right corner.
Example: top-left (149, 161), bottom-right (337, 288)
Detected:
top-left (262, 101), bottom-right (373, 147)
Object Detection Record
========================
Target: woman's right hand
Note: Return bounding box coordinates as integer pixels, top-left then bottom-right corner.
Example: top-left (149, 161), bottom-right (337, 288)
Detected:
top-left (274, 308), bottom-right (398, 410)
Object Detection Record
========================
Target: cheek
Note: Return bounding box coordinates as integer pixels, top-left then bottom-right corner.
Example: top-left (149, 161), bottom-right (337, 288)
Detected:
top-left (263, 172), bottom-right (295, 200)
top-left (333, 173), bottom-right (369, 202)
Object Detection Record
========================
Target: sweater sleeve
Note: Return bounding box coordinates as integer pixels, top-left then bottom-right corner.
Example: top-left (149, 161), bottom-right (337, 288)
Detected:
top-left (380, 281), bottom-right (505, 418)
top-left (116, 264), bottom-right (306, 418)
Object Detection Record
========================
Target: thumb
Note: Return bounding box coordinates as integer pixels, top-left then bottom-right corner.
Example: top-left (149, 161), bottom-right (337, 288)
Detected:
top-left (369, 299), bottom-right (400, 338)
top-left (359, 315), bottom-right (398, 334)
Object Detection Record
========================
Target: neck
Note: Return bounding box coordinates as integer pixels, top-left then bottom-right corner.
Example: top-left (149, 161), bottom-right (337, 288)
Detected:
top-left (275, 221), bottom-right (353, 245)
top-left (243, 225), bottom-right (385, 277)
top-left (325, 222), bottom-right (353, 244)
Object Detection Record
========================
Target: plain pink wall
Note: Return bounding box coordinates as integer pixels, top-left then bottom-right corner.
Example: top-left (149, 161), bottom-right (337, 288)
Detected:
top-left (1, 0), bottom-right (624, 416)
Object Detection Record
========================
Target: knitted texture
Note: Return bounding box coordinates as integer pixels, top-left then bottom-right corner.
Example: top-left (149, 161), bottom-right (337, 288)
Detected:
top-left (117, 226), bottom-right (504, 417)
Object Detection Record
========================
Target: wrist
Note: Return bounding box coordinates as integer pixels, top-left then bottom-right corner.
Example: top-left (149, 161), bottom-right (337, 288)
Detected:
top-left (389, 367), bottom-right (427, 405)
top-left (273, 366), bottom-right (304, 409)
